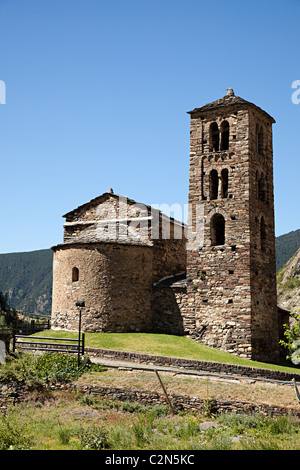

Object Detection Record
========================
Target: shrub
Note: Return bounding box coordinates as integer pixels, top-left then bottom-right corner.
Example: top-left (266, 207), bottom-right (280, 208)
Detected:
top-left (279, 312), bottom-right (300, 364)
top-left (79, 425), bottom-right (110, 450)
top-left (0, 413), bottom-right (31, 450)
top-left (0, 352), bottom-right (107, 386)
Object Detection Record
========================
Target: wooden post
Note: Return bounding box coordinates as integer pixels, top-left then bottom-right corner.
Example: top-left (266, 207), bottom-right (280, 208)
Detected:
top-left (292, 378), bottom-right (300, 403)
top-left (155, 369), bottom-right (174, 415)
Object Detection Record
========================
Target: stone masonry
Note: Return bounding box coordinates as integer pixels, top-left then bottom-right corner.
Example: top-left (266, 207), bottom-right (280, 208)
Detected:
top-left (51, 191), bottom-right (186, 333)
top-left (51, 89), bottom-right (283, 362)
top-left (184, 88), bottom-right (279, 361)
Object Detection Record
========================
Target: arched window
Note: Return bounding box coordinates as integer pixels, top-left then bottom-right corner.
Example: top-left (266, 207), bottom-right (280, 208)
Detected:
top-left (221, 168), bottom-right (229, 198)
top-left (209, 122), bottom-right (219, 152)
top-left (220, 120), bottom-right (229, 150)
top-left (211, 213), bottom-right (225, 246)
top-left (72, 267), bottom-right (79, 282)
top-left (256, 125), bottom-right (264, 154)
top-left (260, 217), bottom-right (266, 251)
top-left (209, 169), bottom-right (219, 200)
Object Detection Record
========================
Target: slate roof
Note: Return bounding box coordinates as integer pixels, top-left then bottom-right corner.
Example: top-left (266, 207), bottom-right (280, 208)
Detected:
top-left (187, 88), bottom-right (275, 122)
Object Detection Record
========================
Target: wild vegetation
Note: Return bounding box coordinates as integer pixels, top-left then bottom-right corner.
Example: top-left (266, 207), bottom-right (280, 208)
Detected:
top-left (0, 352), bottom-right (300, 450)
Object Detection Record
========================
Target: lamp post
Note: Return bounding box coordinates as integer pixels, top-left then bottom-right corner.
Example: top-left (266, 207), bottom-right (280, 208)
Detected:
top-left (76, 301), bottom-right (85, 367)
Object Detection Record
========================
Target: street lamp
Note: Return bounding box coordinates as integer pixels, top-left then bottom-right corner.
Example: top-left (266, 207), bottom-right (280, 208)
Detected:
top-left (76, 301), bottom-right (85, 367)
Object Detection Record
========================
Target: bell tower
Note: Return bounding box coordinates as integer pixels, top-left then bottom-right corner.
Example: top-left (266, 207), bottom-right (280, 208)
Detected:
top-left (187, 89), bottom-right (279, 362)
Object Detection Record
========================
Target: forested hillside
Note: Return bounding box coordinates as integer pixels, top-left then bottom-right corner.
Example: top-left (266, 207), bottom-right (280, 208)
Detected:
top-left (0, 249), bottom-right (53, 316)
top-left (275, 229), bottom-right (300, 272)
top-left (0, 228), bottom-right (299, 317)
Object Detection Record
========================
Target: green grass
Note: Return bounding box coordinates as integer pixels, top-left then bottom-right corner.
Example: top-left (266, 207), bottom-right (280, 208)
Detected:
top-left (30, 330), bottom-right (300, 375)
top-left (2, 393), bottom-right (300, 450)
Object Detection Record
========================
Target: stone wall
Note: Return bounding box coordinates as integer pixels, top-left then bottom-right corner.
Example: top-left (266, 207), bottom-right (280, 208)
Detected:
top-left (51, 243), bottom-right (153, 333)
top-left (51, 191), bottom-right (187, 335)
top-left (186, 91), bottom-right (279, 362)
top-left (85, 347), bottom-right (300, 382)
top-left (2, 381), bottom-right (300, 419)
top-left (76, 383), bottom-right (300, 419)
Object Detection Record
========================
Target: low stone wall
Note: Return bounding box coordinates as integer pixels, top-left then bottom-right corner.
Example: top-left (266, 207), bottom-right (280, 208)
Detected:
top-left (2, 379), bottom-right (299, 420)
top-left (85, 347), bottom-right (300, 383)
top-left (76, 384), bottom-right (300, 419)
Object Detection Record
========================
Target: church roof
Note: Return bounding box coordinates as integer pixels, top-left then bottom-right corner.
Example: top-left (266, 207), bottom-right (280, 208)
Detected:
top-left (52, 221), bottom-right (153, 249)
top-left (62, 190), bottom-right (186, 227)
top-left (187, 88), bottom-right (275, 123)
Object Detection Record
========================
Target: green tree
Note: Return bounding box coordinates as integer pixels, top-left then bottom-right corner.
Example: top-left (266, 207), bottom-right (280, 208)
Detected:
top-left (0, 292), bottom-right (18, 326)
top-left (279, 312), bottom-right (300, 364)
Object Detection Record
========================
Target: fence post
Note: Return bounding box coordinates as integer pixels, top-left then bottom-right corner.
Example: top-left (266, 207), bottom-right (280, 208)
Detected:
top-left (81, 333), bottom-right (85, 355)
top-left (155, 369), bottom-right (174, 415)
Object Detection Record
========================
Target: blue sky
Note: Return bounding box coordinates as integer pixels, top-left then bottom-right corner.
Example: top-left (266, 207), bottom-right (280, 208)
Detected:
top-left (0, 0), bottom-right (299, 253)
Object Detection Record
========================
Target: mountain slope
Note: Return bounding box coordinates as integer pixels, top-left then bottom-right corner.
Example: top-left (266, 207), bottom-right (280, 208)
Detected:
top-left (0, 249), bottom-right (53, 315)
top-left (275, 229), bottom-right (300, 271)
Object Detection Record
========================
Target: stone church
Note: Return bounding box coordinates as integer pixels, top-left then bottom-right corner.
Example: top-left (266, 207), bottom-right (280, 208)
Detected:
top-left (51, 89), bottom-right (288, 362)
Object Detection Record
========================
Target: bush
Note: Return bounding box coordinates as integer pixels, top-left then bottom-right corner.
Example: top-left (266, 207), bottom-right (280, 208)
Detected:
top-left (79, 425), bottom-right (110, 450)
top-left (0, 413), bottom-right (31, 450)
top-left (0, 352), bottom-right (107, 386)
top-left (279, 312), bottom-right (300, 364)
top-left (281, 276), bottom-right (300, 292)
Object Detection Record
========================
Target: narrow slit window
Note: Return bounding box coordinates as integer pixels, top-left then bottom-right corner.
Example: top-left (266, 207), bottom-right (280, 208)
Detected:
top-left (72, 267), bottom-right (79, 282)
top-left (209, 169), bottom-right (219, 200)
top-left (211, 213), bottom-right (225, 246)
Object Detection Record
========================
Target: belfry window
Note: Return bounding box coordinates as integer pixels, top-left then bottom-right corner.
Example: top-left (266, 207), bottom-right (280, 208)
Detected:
top-left (72, 267), bottom-right (79, 282)
top-left (209, 169), bottom-right (219, 200)
top-left (211, 213), bottom-right (225, 246)
top-left (209, 122), bottom-right (219, 152)
top-left (221, 168), bottom-right (229, 198)
top-left (220, 121), bottom-right (229, 150)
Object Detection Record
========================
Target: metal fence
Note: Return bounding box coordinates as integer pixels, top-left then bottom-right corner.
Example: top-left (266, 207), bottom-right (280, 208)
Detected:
top-left (12, 333), bottom-right (85, 355)
top-left (12, 333), bottom-right (85, 366)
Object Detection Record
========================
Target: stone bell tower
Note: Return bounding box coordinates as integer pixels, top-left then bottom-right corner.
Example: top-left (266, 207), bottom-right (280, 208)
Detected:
top-left (186, 88), bottom-right (279, 362)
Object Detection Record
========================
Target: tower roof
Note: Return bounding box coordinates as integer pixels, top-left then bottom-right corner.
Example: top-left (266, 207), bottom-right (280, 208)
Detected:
top-left (187, 88), bottom-right (275, 123)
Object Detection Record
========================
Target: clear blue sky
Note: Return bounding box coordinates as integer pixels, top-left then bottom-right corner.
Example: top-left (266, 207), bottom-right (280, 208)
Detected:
top-left (0, 0), bottom-right (299, 253)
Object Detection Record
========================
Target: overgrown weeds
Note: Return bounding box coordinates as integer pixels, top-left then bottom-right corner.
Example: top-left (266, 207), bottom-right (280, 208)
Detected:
top-left (0, 352), bottom-right (107, 386)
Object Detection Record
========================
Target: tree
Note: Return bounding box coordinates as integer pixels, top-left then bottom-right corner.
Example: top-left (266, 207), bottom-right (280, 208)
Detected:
top-left (0, 292), bottom-right (18, 327)
top-left (279, 311), bottom-right (300, 365)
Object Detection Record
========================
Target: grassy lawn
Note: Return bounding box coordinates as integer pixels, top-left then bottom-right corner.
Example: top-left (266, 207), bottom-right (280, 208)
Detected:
top-left (30, 330), bottom-right (300, 375)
